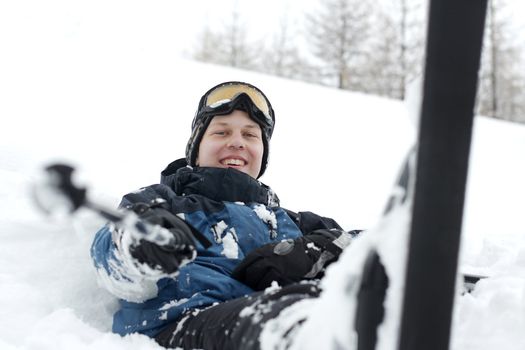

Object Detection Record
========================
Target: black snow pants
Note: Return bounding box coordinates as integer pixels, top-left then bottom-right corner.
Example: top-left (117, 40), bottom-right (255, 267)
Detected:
top-left (154, 282), bottom-right (321, 350)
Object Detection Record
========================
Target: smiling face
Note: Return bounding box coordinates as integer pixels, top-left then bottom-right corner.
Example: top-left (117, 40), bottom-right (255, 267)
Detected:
top-left (196, 110), bottom-right (264, 179)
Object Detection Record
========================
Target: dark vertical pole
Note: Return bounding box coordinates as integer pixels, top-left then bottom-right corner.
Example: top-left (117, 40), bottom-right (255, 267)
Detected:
top-left (398, 1), bottom-right (487, 350)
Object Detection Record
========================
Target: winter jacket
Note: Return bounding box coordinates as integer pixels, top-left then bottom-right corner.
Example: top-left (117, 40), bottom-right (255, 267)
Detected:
top-left (91, 158), bottom-right (343, 337)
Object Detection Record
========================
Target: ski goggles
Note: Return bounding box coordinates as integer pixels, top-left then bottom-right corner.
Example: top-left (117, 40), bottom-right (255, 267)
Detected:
top-left (197, 82), bottom-right (274, 128)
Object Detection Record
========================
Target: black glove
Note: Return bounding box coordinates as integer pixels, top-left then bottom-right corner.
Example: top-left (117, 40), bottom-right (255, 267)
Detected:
top-left (126, 201), bottom-right (196, 275)
top-left (232, 229), bottom-right (357, 291)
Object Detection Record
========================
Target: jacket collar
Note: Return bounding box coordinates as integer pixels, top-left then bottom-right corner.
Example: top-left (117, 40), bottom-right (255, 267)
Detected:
top-left (160, 158), bottom-right (280, 207)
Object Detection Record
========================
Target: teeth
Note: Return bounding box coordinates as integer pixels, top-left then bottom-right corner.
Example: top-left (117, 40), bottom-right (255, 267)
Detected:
top-left (222, 158), bottom-right (245, 166)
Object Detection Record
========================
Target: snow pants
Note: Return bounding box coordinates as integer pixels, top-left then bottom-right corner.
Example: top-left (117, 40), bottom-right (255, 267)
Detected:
top-left (154, 282), bottom-right (321, 350)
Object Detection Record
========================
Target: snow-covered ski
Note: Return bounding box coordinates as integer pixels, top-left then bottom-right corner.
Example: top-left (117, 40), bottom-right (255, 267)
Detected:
top-left (353, 1), bottom-right (489, 350)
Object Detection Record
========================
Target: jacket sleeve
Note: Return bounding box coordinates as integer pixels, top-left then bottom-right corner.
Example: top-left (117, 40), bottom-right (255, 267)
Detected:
top-left (90, 224), bottom-right (159, 303)
top-left (283, 209), bottom-right (344, 234)
top-left (90, 184), bottom-right (176, 303)
top-left (284, 209), bottom-right (362, 253)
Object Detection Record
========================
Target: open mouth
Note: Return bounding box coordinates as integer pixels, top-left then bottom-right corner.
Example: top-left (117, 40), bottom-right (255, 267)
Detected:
top-left (220, 158), bottom-right (246, 167)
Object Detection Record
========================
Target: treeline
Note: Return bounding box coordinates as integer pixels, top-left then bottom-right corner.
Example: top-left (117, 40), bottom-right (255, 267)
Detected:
top-left (191, 0), bottom-right (525, 123)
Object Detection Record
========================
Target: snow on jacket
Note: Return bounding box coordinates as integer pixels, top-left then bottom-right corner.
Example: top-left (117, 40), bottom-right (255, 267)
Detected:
top-left (91, 158), bottom-right (343, 337)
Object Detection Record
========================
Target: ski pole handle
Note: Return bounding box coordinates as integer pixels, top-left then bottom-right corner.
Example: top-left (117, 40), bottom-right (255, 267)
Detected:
top-left (33, 162), bottom-right (124, 221)
top-left (33, 163), bottom-right (88, 216)
top-left (46, 164), bottom-right (87, 209)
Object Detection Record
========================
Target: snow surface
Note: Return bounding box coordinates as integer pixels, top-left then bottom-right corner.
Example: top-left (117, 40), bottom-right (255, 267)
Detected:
top-left (1, 1), bottom-right (525, 349)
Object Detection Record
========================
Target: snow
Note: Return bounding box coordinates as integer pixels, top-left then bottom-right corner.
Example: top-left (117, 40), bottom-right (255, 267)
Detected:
top-left (212, 220), bottom-right (242, 258)
top-left (260, 298), bottom-right (317, 350)
top-left (1, 1), bottom-right (525, 349)
top-left (306, 242), bottom-right (321, 251)
top-left (212, 220), bottom-right (228, 243)
top-left (159, 299), bottom-right (189, 312)
top-left (289, 188), bottom-right (414, 350)
top-left (253, 204), bottom-right (278, 238)
top-left (221, 228), bottom-right (239, 259)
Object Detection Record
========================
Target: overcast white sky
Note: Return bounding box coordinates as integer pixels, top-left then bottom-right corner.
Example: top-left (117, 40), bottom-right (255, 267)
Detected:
top-left (1, 0), bottom-right (523, 62)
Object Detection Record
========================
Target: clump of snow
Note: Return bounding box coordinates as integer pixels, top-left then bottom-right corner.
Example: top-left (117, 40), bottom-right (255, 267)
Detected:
top-left (221, 228), bottom-right (239, 259)
top-left (211, 220), bottom-right (240, 259)
top-left (107, 212), bottom-right (188, 288)
top-left (212, 220), bottom-right (228, 243)
top-left (306, 242), bottom-right (321, 251)
top-left (93, 263), bottom-right (158, 303)
top-left (159, 298), bottom-right (189, 311)
top-left (260, 298), bottom-right (317, 350)
top-left (266, 280), bottom-right (281, 293)
top-left (253, 204), bottom-right (278, 238)
top-left (239, 304), bottom-right (257, 319)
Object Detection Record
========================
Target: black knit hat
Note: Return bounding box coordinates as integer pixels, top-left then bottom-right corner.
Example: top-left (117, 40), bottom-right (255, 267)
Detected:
top-left (185, 81), bottom-right (275, 178)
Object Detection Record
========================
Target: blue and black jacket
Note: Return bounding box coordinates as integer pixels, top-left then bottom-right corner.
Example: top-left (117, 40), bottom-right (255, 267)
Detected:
top-left (91, 158), bottom-right (343, 337)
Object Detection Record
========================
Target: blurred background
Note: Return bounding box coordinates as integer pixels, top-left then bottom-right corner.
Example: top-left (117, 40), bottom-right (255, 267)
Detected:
top-left (0, 1), bottom-right (524, 349)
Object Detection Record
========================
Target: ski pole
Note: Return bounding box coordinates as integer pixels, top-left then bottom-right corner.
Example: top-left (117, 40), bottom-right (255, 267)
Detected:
top-left (33, 163), bottom-right (211, 248)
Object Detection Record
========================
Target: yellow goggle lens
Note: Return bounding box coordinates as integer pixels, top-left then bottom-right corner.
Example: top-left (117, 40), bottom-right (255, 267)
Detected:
top-left (205, 83), bottom-right (271, 120)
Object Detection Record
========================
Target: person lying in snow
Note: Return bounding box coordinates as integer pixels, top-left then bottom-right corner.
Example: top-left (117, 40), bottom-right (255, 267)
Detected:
top-left (90, 81), bottom-right (361, 349)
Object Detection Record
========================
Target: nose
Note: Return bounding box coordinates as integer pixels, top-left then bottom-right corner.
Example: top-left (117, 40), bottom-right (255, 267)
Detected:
top-left (227, 132), bottom-right (245, 149)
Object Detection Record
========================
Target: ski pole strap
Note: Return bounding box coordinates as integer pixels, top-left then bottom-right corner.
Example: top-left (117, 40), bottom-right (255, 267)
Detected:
top-left (332, 229), bottom-right (362, 251)
top-left (322, 229), bottom-right (361, 256)
top-left (306, 228), bottom-right (360, 257)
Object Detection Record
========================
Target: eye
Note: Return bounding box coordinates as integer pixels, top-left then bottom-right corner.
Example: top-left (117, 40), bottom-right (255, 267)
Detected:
top-left (244, 131), bottom-right (260, 138)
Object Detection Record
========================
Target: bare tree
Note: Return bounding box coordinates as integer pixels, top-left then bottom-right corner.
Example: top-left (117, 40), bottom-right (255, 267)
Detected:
top-left (305, 0), bottom-right (374, 90)
top-left (191, 6), bottom-right (259, 70)
top-left (259, 12), bottom-right (315, 82)
top-left (361, 0), bottom-right (425, 99)
top-left (189, 0), bottom-right (521, 124)
top-left (356, 10), bottom-right (400, 97)
top-left (395, 0), bottom-right (425, 99)
top-left (477, 0), bottom-right (525, 122)
top-left (192, 25), bottom-right (223, 64)
top-left (222, 9), bottom-right (259, 69)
